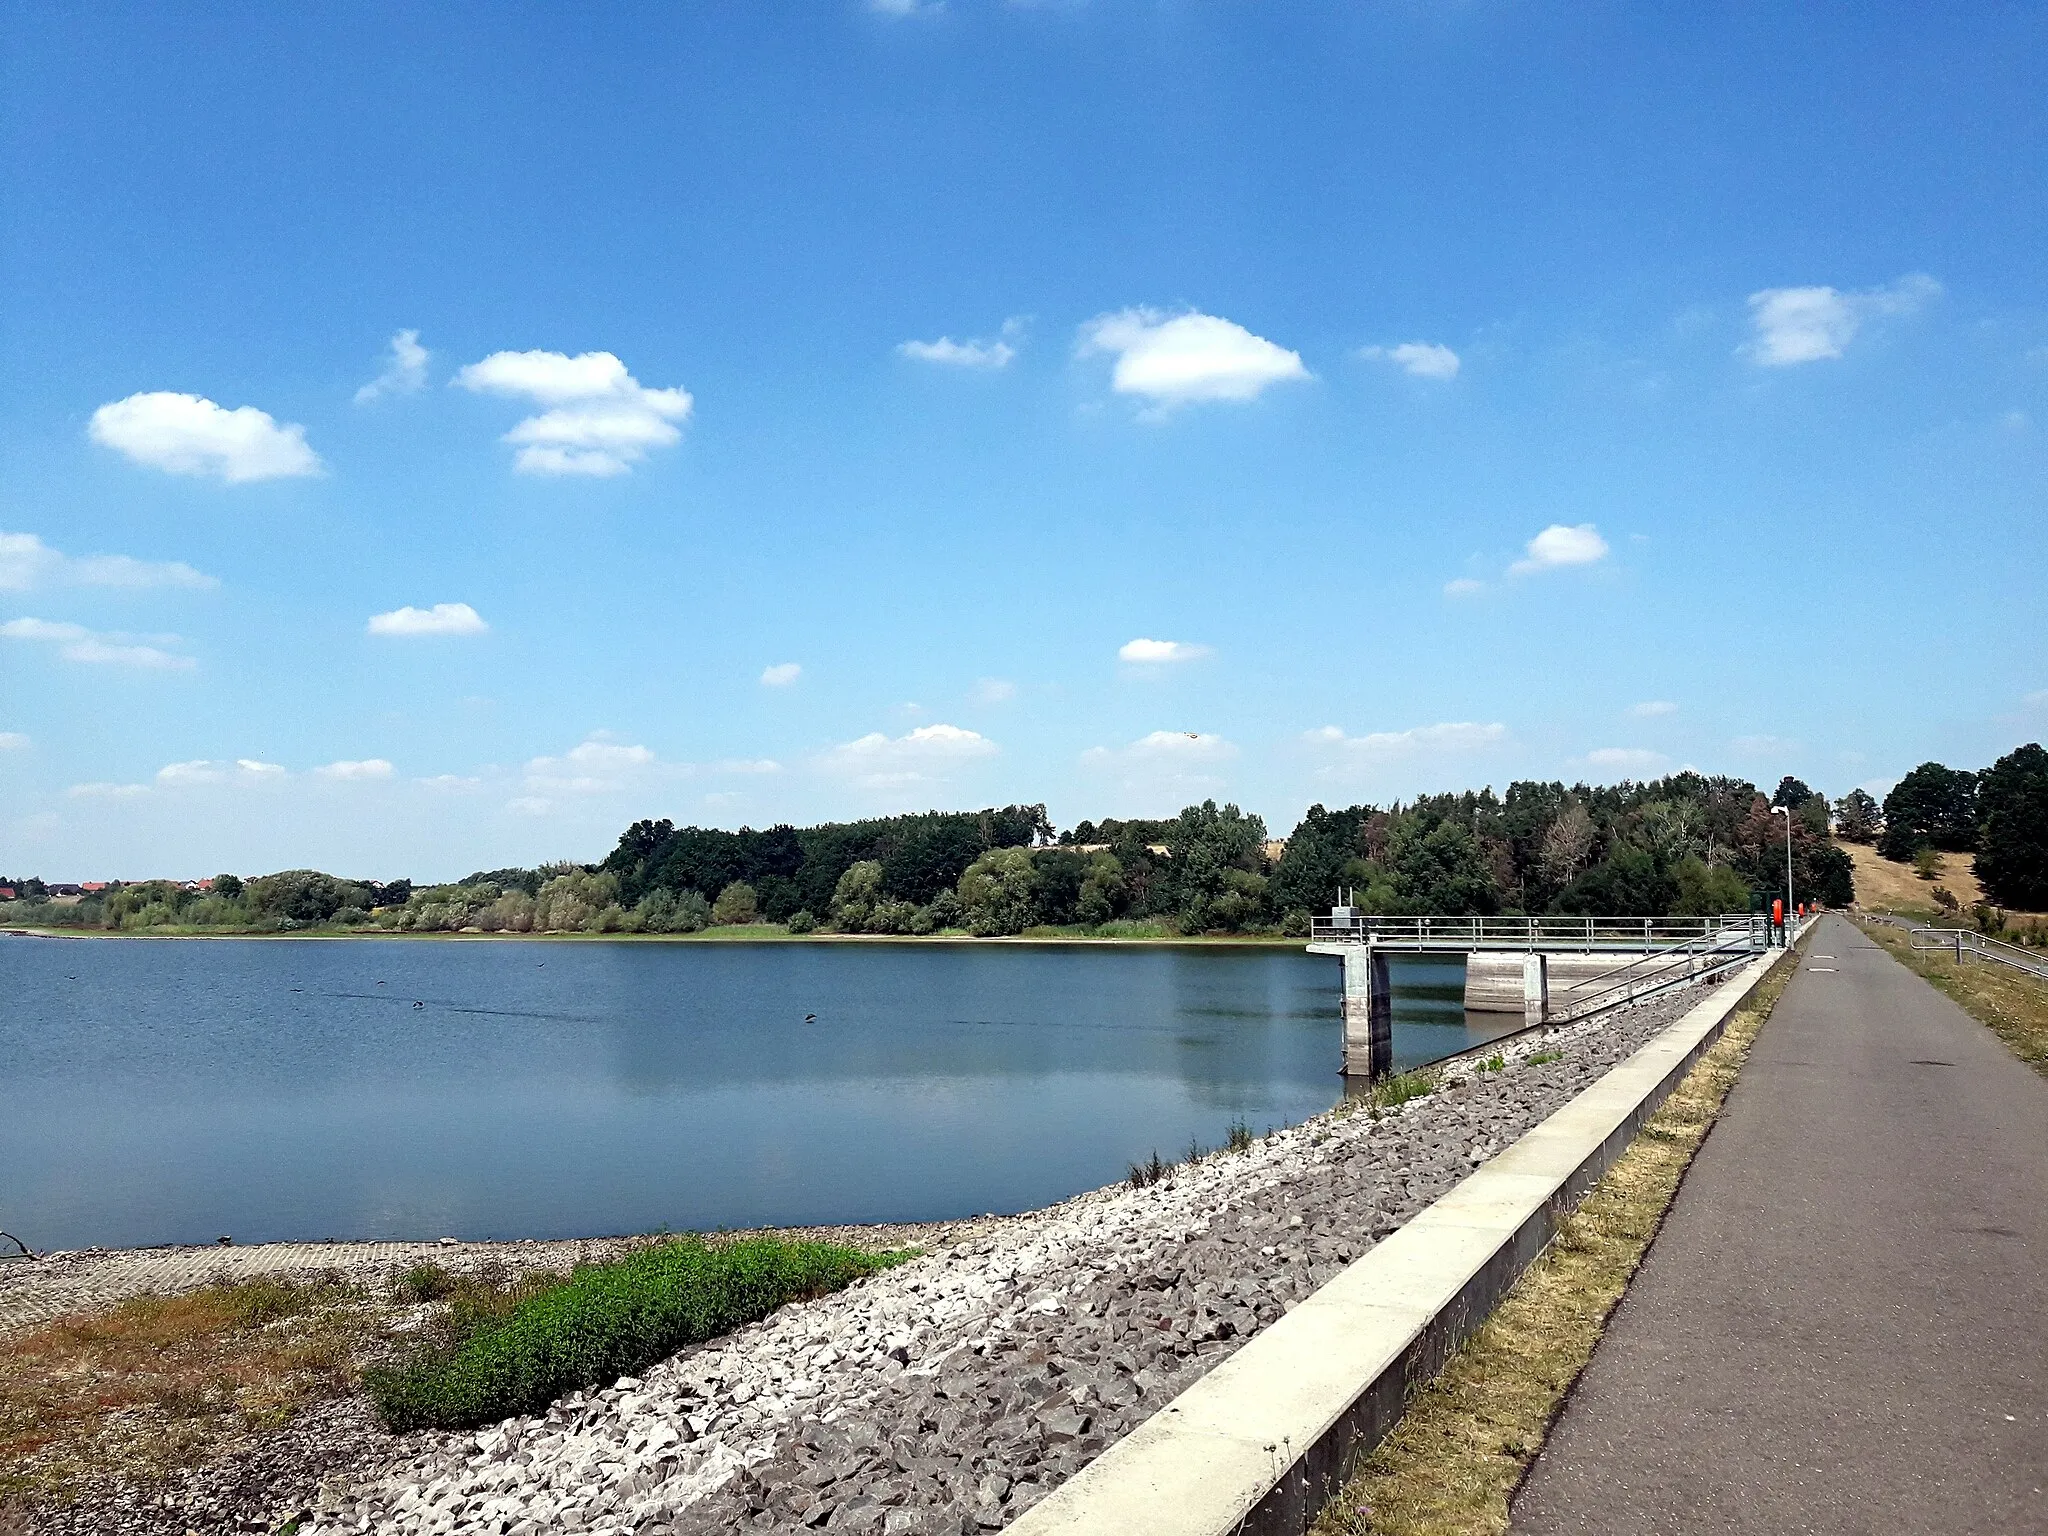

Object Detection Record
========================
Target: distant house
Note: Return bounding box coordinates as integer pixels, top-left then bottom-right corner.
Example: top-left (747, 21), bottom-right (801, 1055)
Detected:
top-left (79, 881), bottom-right (109, 893)
top-left (1262, 839), bottom-right (1288, 864)
top-left (0, 887), bottom-right (14, 901)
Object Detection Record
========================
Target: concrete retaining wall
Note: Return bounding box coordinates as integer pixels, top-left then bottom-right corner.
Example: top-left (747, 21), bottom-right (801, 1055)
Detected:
top-left (1008, 939), bottom-right (1800, 1536)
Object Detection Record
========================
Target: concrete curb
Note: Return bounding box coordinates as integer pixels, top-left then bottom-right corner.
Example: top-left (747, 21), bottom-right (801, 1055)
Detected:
top-left (1008, 937), bottom-right (1803, 1536)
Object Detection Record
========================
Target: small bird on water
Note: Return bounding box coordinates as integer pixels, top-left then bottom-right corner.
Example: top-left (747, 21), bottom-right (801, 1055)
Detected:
top-left (413, 1000), bottom-right (425, 1009)
top-left (805, 1013), bottom-right (817, 1024)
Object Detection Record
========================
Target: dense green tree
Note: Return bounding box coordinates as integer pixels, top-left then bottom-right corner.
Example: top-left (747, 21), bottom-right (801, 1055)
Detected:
top-left (1771, 776), bottom-right (1814, 809)
top-left (1671, 856), bottom-right (1752, 915)
top-left (829, 862), bottom-right (883, 930)
top-left (1975, 743), bottom-right (2048, 909)
top-left (1833, 788), bottom-right (1882, 843)
top-left (1880, 763), bottom-right (1979, 859)
top-left (1387, 817), bottom-right (1498, 916)
top-left (712, 882), bottom-right (759, 926)
top-left (957, 848), bottom-right (1038, 936)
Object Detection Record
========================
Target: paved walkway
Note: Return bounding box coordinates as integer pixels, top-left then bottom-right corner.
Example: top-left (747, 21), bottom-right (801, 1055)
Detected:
top-left (1513, 914), bottom-right (2048, 1534)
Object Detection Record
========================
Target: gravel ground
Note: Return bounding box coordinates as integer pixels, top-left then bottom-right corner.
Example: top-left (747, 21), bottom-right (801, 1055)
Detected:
top-left (275, 990), bottom-right (1703, 1536)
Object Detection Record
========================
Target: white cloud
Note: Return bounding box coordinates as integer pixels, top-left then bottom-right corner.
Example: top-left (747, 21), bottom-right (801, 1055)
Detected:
top-left (1118, 637), bottom-right (1212, 665)
top-left (1742, 273), bottom-right (1941, 366)
top-left (1080, 730), bottom-right (1238, 800)
top-left (506, 796), bottom-right (553, 817)
top-left (367, 602), bottom-right (488, 637)
top-left (970, 677), bottom-right (1017, 704)
top-left (820, 723), bottom-right (997, 789)
top-left (67, 781), bottom-right (150, 799)
top-left (760, 662), bottom-right (802, 687)
top-left (1443, 577), bottom-right (1486, 598)
top-left (354, 328), bottom-right (430, 403)
top-left (89, 392), bottom-right (322, 482)
top-left (1, 531), bottom-right (217, 592)
top-left (870, 0), bottom-right (941, 13)
top-left (315, 758), bottom-right (395, 781)
top-left (1360, 341), bottom-right (1460, 380)
top-left (1510, 523), bottom-right (1610, 576)
top-left (1086, 730), bottom-right (1237, 765)
top-left (154, 758), bottom-right (287, 788)
top-left (1631, 700), bottom-right (1679, 717)
top-left (1731, 733), bottom-right (1795, 757)
top-left (1584, 747), bottom-right (1668, 774)
top-left (455, 349), bottom-right (692, 476)
top-left (714, 758), bottom-right (782, 775)
top-left (0, 731), bottom-right (29, 751)
top-left (1079, 308), bottom-right (1308, 410)
top-left (1307, 721), bottom-right (1508, 758)
top-left (898, 320), bottom-right (1021, 370)
top-left (1, 616), bottom-right (195, 670)
top-left (523, 737), bottom-right (658, 796)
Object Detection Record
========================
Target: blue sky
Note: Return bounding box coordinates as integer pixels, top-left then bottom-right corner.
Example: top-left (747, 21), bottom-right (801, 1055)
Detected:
top-left (3, 1), bottom-right (2044, 881)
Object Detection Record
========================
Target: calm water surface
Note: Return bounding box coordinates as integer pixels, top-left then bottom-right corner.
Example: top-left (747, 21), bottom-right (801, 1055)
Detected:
top-left (2, 937), bottom-right (1518, 1250)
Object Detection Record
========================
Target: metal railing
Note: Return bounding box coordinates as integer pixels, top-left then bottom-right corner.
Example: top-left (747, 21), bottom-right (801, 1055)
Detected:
top-left (1547, 928), bottom-right (1767, 1024)
top-left (1907, 927), bottom-right (2048, 981)
top-left (1308, 911), bottom-right (1766, 951)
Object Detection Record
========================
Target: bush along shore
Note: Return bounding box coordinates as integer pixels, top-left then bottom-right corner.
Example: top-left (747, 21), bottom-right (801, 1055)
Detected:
top-left (273, 990), bottom-right (1707, 1536)
top-left (3, 758), bottom-right (1901, 943)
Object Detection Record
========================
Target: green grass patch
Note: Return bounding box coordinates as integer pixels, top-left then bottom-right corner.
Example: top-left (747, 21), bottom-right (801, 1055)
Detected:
top-left (364, 1236), bottom-right (909, 1432)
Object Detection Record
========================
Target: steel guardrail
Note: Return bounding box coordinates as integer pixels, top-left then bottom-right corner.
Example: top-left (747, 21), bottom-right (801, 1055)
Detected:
top-left (1904, 926), bottom-right (2048, 981)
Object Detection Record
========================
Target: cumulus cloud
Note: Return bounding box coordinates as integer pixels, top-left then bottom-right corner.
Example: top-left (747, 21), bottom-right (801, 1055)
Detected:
top-left (367, 602), bottom-right (488, 637)
top-left (157, 758), bottom-right (286, 786)
top-left (314, 758), bottom-right (395, 781)
top-left (89, 392), bottom-right (322, 482)
top-left (760, 662), bottom-right (802, 687)
top-left (1584, 747), bottom-right (1668, 774)
top-left (820, 723), bottom-right (997, 789)
top-left (1118, 638), bottom-right (1212, 665)
top-left (1306, 721), bottom-right (1508, 758)
top-left (0, 531), bottom-right (217, 592)
top-left (1, 616), bottom-right (195, 670)
top-left (354, 328), bottom-right (430, 403)
top-left (970, 677), bottom-right (1017, 704)
top-left (67, 781), bottom-right (150, 799)
top-left (0, 731), bottom-right (28, 751)
top-left (1081, 730), bottom-right (1238, 799)
top-left (1443, 577), bottom-right (1487, 598)
top-left (1079, 309), bottom-right (1308, 410)
top-left (1631, 700), bottom-right (1679, 718)
top-left (1360, 341), bottom-right (1460, 379)
top-left (1742, 273), bottom-right (1941, 366)
top-left (455, 349), bottom-right (692, 476)
top-left (1510, 523), bottom-right (1609, 576)
top-left (714, 758), bottom-right (783, 775)
top-left (523, 737), bottom-right (659, 797)
top-left (898, 318), bottom-right (1021, 370)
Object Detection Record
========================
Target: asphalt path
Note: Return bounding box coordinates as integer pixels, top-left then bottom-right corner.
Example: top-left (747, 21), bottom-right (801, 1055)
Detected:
top-left (1512, 913), bottom-right (2048, 1534)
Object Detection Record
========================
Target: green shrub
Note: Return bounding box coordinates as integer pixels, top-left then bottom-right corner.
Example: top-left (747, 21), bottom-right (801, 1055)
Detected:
top-left (364, 1237), bottom-right (904, 1432)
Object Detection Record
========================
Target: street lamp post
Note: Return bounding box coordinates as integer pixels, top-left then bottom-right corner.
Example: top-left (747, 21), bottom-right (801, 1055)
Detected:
top-left (1771, 804), bottom-right (1794, 935)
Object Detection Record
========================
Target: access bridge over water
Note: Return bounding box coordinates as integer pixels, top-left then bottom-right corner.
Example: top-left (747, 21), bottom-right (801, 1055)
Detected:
top-left (1308, 910), bottom-right (1779, 1077)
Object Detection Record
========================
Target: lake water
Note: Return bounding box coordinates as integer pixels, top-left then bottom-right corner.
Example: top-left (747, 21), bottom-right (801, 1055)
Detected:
top-left (1, 936), bottom-right (1522, 1251)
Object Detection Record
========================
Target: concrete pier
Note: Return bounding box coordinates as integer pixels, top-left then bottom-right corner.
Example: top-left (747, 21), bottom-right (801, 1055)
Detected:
top-left (1308, 943), bottom-right (1392, 1078)
top-left (1466, 951), bottom-right (1643, 1013)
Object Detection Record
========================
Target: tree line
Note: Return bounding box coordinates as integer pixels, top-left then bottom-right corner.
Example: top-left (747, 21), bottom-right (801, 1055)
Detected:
top-left (1862, 743), bottom-right (2048, 910)
top-left (2, 770), bottom-right (1867, 939)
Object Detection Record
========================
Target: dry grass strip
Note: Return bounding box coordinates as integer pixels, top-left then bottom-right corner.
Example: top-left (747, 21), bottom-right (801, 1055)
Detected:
top-left (1312, 957), bottom-right (1797, 1536)
top-left (1856, 919), bottom-right (2048, 1078)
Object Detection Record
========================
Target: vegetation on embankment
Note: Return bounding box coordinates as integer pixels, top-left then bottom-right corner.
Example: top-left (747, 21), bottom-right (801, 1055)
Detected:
top-left (1311, 943), bottom-right (1797, 1536)
top-left (0, 1276), bottom-right (381, 1507)
top-left (1857, 919), bottom-right (2048, 1078)
top-left (364, 1236), bottom-right (909, 1433)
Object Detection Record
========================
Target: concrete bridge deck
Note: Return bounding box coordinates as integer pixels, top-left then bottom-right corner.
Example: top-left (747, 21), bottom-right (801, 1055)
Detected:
top-left (1511, 913), bottom-right (2048, 1534)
